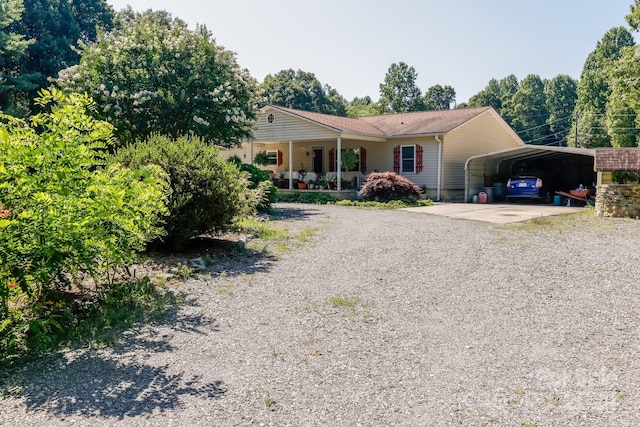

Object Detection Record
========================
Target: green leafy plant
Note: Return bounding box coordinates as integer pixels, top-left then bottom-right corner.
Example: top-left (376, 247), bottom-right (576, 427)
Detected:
top-left (0, 89), bottom-right (167, 362)
top-left (253, 151), bottom-right (270, 166)
top-left (341, 149), bottom-right (358, 171)
top-left (237, 163), bottom-right (276, 212)
top-left (112, 134), bottom-right (253, 250)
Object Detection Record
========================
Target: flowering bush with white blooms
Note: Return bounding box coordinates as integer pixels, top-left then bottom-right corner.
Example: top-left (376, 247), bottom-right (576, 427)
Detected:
top-left (56, 9), bottom-right (258, 148)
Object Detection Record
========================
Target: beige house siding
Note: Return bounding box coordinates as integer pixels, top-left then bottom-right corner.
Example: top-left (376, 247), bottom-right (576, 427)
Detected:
top-left (441, 111), bottom-right (522, 189)
top-left (373, 138), bottom-right (440, 189)
top-left (253, 110), bottom-right (339, 142)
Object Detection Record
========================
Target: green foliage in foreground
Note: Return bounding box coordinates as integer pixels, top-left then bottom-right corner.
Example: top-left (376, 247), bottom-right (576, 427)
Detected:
top-left (0, 90), bottom-right (168, 366)
top-left (0, 278), bottom-right (176, 367)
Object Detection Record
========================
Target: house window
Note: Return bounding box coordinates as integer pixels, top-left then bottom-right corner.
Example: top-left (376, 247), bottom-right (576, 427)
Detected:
top-left (401, 145), bottom-right (415, 173)
top-left (266, 150), bottom-right (278, 166)
top-left (267, 113), bottom-right (275, 124)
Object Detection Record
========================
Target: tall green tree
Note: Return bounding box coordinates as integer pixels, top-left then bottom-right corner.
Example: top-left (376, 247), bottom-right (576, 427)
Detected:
top-left (544, 75), bottom-right (578, 146)
top-left (467, 78), bottom-right (502, 111)
top-left (568, 27), bottom-right (635, 147)
top-left (5, 0), bottom-right (113, 115)
top-left (606, 86), bottom-right (638, 147)
top-left (423, 84), bottom-right (456, 110)
top-left (0, 0), bottom-right (35, 115)
top-left (504, 74), bottom-right (549, 144)
top-left (378, 62), bottom-right (424, 113)
top-left (260, 69), bottom-right (347, 116)
top-left (346, 95), bottom-right (381, 117)
top-left (601, 2), bottom-right (640, 148)
top-left (56, 9), bottom-right (258, 147)
top-left (467, 74), bottom-right (519, 122)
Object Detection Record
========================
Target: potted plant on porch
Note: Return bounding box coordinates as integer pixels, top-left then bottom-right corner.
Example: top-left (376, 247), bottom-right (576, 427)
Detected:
top-left (297, 167), bottom-right (307, 189)
top-left (341, 149), bottom-right (358, 172)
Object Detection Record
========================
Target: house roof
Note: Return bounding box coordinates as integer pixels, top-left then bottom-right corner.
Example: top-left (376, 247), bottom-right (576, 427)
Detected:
top-left (265, 105), bottom-right (494, 138)
top-left (360, 107), bottom-right (493, 136)
top-left (269, 106), bottom-right (386, 137)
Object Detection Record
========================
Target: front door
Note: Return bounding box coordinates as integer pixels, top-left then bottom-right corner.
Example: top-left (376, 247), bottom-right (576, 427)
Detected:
top-left (313, 147), bottom-right (324, 174)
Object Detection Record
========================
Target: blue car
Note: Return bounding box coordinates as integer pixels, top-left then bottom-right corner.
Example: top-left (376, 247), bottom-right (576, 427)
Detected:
top-left (506, 176), bottom-right (549, 201)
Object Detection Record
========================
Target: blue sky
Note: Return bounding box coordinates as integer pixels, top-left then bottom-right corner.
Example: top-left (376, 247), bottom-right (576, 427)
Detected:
top-left (106, 0), bottom-right (636, 104)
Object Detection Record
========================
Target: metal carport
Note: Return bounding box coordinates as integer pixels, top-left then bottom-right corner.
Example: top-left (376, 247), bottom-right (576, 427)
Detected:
top-left (465, 146), bottom-right (596, 203)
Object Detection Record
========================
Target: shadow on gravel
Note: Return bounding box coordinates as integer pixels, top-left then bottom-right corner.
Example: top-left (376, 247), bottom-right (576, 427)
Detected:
top-left (2, 296), bottom-right (226, 419)
top-left (271, 204), bottom-right (327, 221)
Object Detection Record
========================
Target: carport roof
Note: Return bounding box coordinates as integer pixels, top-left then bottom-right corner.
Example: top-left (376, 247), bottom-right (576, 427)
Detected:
top-left (465, 145), bottom-right (595, 169)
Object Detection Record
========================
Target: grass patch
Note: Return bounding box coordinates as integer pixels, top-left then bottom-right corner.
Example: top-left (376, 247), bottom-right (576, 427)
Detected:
top-left (263, 391), bottom-right (278, 407)
top-left (506, 207), bottom-right (640, 234)
top-left (235, 218), bottom-right (288, 240)
top-left (295, 227), bottom-right (319, 244)
top-left (1, 277), bottom-right (178, 368)
top-left (235, 217), bottom-right (320, 254)
top-left (305, 294), bottom-right (375, 322)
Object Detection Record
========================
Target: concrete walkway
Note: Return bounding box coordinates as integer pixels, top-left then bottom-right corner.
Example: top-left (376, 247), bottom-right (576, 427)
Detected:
top-left (402, 202), bottom-right (585, 224)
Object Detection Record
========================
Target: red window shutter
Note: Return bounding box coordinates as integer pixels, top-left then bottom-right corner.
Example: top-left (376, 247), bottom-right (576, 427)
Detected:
top-left (360, 147), bottom-right (367, 172)
top-left (329, 148), bottom-right (335, 172)
top-left (416, 145), bottom-right (423, 173)
top-left (277, 150), bottom-right (283, 166)
top-left (393, 145), bottom-right (400, 173)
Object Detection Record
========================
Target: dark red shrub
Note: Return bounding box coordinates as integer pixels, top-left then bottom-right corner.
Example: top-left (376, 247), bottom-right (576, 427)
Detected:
top-left (359, 172), bottom-right (421, 201)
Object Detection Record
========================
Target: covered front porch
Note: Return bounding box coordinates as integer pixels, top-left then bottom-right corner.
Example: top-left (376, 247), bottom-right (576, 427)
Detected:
top-left (249, 137), bottom-right (372, 191)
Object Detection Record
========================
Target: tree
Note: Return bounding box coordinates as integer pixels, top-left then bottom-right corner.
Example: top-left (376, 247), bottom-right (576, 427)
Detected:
top-left (378, 62), bottom-right (424, 113)
top-left (347, 95), bottom-right (381, 117)
top-left (606, 86), bottom-right (638, 147)
top-left (467, 74), bottom-right (519, 122)
top-left (568, 27), bottom-right (635, 147)
top-left (0, 0), bottom-right (35, 115)
top-left (467, 78), bottom-right (502, 111)
top-left (259, 69), bottom-right (347, 116)
top-left (6, 0), bottom-right (114, 112)
top-left (423, 84), bottom-right (456, 110)
top-left (544, 75), bottom-right (578, 146)
top-left (503, 74), bottom-right (548, 144)
top-left (56, 9), bottom-right (258, 147)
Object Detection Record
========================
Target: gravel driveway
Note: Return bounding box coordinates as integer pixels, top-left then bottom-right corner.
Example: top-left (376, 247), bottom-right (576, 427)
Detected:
top-left (2, 204), bottom-right (640, 426)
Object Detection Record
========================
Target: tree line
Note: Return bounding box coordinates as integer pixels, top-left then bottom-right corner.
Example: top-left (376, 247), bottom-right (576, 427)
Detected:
top-left (2, 0), bottom-right (640, 149)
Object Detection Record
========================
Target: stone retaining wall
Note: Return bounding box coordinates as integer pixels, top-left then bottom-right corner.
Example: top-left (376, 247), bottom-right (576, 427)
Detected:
top-left (595, 184), bottom-right (640, 218)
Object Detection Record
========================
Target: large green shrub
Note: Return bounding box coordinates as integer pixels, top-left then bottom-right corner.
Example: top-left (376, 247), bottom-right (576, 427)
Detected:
top-left (0, 89), bottom-right (167, 334)
top-left (358, 172), bottom-right (422, 201)
top-left (112, 134), bottom-right (253, 249)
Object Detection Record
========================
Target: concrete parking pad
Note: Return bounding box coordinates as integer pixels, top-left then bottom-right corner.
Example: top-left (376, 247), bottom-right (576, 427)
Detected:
top-left (402, 203), bottom-right (585, 224)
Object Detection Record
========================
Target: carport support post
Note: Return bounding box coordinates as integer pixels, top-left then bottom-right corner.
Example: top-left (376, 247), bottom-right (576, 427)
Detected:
top-left (289, 140), bottom-right (293, 189)
top-left (435, 135), bottom-right (443, 201)
top-left (337, 136), bottom-right (342, 191)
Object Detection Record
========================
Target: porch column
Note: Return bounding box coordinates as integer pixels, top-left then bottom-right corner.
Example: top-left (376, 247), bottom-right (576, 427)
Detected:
top-left (337, 137), bottom-right (342, 191)
top-left (288, 140), bottom-right (293, 189)
top-left (249, 139), bottom-right (254, 165)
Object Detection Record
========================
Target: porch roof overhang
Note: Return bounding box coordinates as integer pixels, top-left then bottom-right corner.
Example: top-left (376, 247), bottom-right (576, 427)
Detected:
top-left (253, 132), bottom-right (387, 144)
